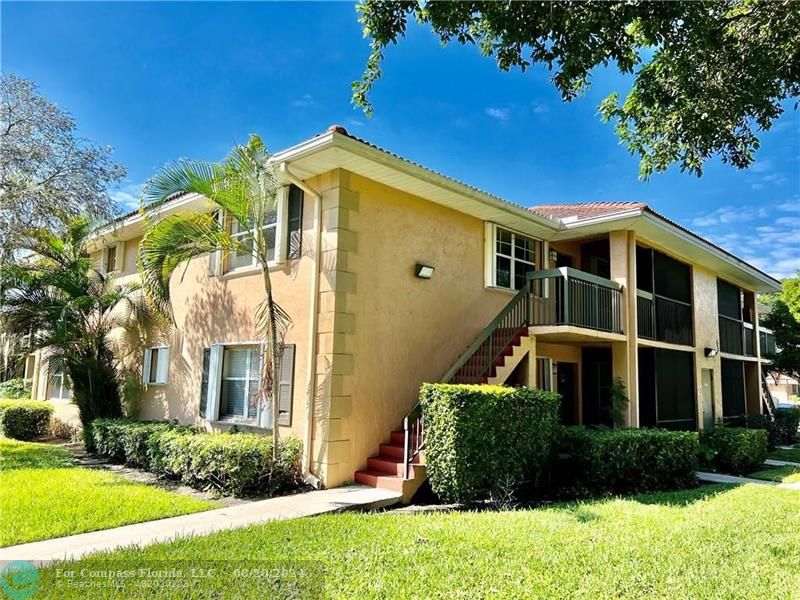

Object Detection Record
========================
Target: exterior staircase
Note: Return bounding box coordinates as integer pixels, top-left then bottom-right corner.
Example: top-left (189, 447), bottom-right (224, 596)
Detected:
top-left (353, 282), bottom-right (534, 502)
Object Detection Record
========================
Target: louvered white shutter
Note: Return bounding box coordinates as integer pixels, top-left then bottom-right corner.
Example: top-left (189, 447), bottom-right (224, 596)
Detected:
top-left (205, 344), bottom-right (224, 420)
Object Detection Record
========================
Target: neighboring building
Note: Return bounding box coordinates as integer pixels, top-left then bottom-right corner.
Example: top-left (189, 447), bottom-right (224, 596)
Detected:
top-left (767, 374), bottom-right (800, 407)
top-left (26, 125), bottom-right (781, 496)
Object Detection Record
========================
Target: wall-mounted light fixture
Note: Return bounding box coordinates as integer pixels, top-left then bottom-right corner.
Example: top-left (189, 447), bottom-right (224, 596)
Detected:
top-left (704, 347), bottom-right (718, 358)
top-left (415, 263), bottom-right (435, 279)
top-left (549, 249), bottom-right (559, 265)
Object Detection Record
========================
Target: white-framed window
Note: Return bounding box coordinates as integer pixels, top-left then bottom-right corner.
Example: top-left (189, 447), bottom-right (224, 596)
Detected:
top-left (143, 346), bottom-right (170, 385)
top-left (202, 342), bottom-right (296, 428)
top-left (101, 242), bottom-right (123, 274)
top-left (219, 345), bottom-right (262, 421)
top-left (486, 224), bottom-right (540, 290)
top-left (227, 211), bottom-right (278, 271)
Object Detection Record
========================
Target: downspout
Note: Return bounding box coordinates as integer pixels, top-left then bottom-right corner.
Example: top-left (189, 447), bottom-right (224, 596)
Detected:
top-left (279, 161), bottom-right (323, 489)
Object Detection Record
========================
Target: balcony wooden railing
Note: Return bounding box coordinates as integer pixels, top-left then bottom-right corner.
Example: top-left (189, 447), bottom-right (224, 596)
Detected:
top-left (719, 315), bottom-right (756, 356)
top-left (636, 291), bottom-right (693, 346)
top-left (529, 268), bottom-right (623, 334)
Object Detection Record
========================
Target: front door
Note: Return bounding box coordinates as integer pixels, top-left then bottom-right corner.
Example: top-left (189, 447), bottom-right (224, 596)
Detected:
top-left (701, 368), bottom-right (715, 429)
top-left (557, 362), bottom-right (578, 425)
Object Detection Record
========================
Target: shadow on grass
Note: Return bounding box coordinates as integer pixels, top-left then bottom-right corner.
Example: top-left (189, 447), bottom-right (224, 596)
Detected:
top-left (0, 439), bottom-right (74, 470)
top-left (631, 483), bottom-right (739, 507)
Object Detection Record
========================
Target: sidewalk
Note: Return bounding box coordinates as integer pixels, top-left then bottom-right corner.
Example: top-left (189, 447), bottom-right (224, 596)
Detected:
top-left (697, 471), bottom-right (800, 490)
top-left (0, 485), bottom-right (401, 565)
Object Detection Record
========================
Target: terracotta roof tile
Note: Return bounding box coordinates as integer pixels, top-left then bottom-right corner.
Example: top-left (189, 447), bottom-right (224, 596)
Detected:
top-left (529, 202), bottom-right (646, 220)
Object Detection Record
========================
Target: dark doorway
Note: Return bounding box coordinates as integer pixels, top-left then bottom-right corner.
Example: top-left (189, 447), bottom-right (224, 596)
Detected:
top-left (580, 239), bottom-right (611, 279)
top-left (721, 358), bottom-right (746, 418)
top-left (556, 362), bottom-right (578, 425)
top-left (582, 347), bottom-right (613, 426)
top-left (555, 252), bottom-right (573, 268)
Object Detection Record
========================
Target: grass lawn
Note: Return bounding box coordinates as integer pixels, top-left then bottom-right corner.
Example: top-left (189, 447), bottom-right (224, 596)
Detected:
top-left (0, 439), bottom-right (216, 547)
top-left (768, 446), bottom-right (800, 463)
top-left (749, 465), bottom-right (800, 484)
top-left (33, 483), bottom-right (800, 599)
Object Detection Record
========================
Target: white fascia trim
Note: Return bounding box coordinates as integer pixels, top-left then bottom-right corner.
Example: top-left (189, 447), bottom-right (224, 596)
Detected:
top-left (271, 131), bottom-right (562, 235)
top-left (91, 193), bottom-right (209, 241)
top-left (559, 208), bottom-right (645, 229)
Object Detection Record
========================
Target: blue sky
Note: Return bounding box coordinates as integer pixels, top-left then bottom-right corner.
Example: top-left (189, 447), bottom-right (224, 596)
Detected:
top-left (4, 1), bottom-right (799, 278)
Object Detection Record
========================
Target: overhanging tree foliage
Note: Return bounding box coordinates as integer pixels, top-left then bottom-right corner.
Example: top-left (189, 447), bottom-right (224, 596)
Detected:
top-left (762, 272), bottom-right (800, 380)
top-left (353, 0), bottom-right (800, 178)
top-left (0, 73), bottom-right (125, 251)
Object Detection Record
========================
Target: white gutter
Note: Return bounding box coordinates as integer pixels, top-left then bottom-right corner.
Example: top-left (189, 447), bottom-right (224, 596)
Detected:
top-left (279, 161), bottom-right (322, 489)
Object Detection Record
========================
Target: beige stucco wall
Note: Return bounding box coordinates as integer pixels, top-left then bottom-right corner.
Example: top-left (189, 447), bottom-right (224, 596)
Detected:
top-left (319, 171), bottom-right (512, 486)
top-left (691, 265), bottom-right (724, 425)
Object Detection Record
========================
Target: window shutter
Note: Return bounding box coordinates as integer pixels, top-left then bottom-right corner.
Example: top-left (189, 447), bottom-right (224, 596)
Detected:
top-left (116, 242), bottom-right (125, 272)
top-left (142, 349), bottom-right (152, 384)
top-left (156, 347), bottom-right (170, 384)
top-left (199, 348), bottom-right (211, 417)
top-left (286, 185), bottom-right (304, 259)
top-left (205, 344), bottom-right (224, 421)
top-left (277, 344), bottom-right (295, 426)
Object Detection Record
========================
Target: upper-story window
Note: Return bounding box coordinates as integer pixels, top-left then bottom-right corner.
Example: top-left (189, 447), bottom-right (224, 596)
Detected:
top-left (101, 243), bottom-right (123, 274)
top-left (216, 185), bottom-right (304, 276)
top-left (487, 224), bottom-right (540, 290)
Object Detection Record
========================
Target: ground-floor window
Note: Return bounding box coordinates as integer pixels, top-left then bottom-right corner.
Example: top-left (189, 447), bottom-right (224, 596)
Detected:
top-left (638, 347), bottom-right (696, 430)
top-left (219, 345), bottom-right (261, 421)
top-left (47, 357), bottom-right (72, 402)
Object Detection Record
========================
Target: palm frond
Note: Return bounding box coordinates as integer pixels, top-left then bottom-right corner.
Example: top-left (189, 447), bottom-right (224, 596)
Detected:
top-left (141, 160), bottom-right (222, 211)
top-left (138, 211), bottom-right (234, 319)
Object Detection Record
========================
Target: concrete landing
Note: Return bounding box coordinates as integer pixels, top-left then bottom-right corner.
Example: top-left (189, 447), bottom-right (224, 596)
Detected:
top-left (0, 485), bottom-right (401, 565)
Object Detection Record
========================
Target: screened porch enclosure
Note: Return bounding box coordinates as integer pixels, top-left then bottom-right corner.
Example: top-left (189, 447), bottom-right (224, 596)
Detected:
top-left (638, 347), bottom-right (696, 430)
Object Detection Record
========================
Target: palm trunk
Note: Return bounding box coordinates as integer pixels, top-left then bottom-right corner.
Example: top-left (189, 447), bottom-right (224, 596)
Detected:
top-left (261, 266), bottom-right (280, 463)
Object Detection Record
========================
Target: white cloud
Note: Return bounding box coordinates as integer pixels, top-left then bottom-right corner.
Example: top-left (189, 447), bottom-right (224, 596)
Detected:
top-left (291, 94), bottom-right (314, 108)
top-left (777, 199), bottom-right (800, 212)
top-left (691, 201), bottom-right (800, 279)
top-left (485, 107), bottom-right (510, 122)
top-left (111, 183), bottom-right (144, 212)
top-left (532, 103), bottom-right (549, 114)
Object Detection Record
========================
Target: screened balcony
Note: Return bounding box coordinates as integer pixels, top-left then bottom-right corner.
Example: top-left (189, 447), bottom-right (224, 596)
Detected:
top-left (636, 246), bottom-right (693, 346)
top-left (718, 279), bottom-right (757, 357)
top-left (760, 328), bottom-right (777, 356)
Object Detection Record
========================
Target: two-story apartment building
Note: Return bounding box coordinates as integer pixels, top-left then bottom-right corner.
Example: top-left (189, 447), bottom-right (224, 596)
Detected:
top-left (26, 125), bottom-right (781, 496)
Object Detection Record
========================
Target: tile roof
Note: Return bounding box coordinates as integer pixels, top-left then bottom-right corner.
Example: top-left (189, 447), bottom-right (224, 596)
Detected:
top-left (529, 202), bottom-right (646, 220)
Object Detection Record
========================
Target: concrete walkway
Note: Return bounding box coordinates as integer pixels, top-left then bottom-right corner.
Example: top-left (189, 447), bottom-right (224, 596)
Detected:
top-left (0, 485), bottom-right (401, 565)
top-left (765, 458), bottom-right (800, 468)
top-left (697, 471), bottom-right (800, 491)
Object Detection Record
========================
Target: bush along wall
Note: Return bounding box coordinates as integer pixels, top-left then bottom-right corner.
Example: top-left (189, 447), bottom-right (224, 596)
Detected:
top-left (699, 427), bottom-right (768, 475)
top-left (552, 427), bottom-right (699, 496)
top-left (89, 419), bottom-right (302, 497)
top-left (726, 409), bottom-right (800, 448)
top-left (419, 384), bottom-right (561, 504)
top-left (0, 400), bottom-right (53, 440)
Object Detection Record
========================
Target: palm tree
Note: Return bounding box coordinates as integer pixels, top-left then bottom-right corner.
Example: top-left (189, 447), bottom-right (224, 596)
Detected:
top-left (138, 135), bottom-right (291, 455)
top-left (0, 217), bottom-right (151, 448)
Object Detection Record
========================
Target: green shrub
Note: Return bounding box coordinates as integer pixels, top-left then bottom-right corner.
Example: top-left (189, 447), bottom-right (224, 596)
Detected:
top-left (91, 418), bottom-right (198, 469)
top-left (773, 407), bottom-right (800, 445)
top-left (0, 378), bottom-right (30, 400)
top-left (419, 384), bottom-right (561, 504)
top-left (554, 427), bottom-right (699, 496)
top-left (700, 427), bottom-right (768, 475)
top-left (90, 418), bottom-right (302, 497)
top-left (0, 400), bottom-right (53, 440)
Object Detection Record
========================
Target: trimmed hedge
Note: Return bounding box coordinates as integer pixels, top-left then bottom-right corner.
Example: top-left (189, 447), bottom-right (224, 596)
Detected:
top-left (0, 378), bottom-right (30, 400)
top-left (420, 384), bottom-right (561, 504)
top-left (0, 400), bottom-right (53, 440)
top-left (700, 427), bottom-right (768, 475)
top-left (90, 418), bottom-right (302, 497)
top-left (727, 409), bottom-right (800, 448)
top-left (554, 427), bottom-right (699, 496)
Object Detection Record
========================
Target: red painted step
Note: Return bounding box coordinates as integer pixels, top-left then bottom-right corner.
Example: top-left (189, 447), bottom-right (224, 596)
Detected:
top-left (353, 470), bottom-right (404, 492)
top-left (367, 456), bottom-right (404, 476)
top-left (379, 443), bottom-right (405, 460)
